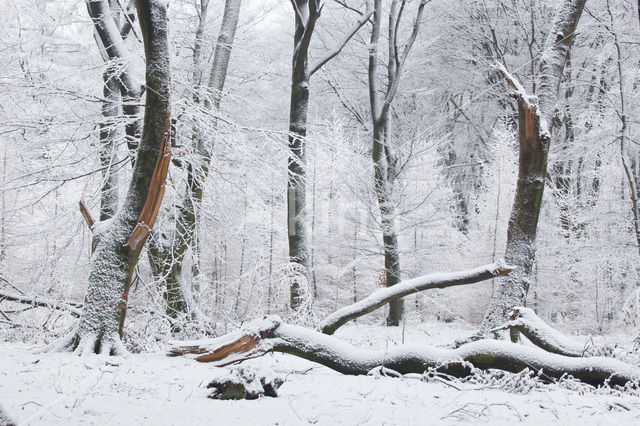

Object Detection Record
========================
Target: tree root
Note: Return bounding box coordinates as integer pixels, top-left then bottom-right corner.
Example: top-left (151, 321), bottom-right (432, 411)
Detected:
top-left (46, 330), bottom-right (128, 356)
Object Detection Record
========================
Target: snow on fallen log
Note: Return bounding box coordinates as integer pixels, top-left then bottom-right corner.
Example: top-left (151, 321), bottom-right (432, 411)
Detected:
top-left (169, 315), bottom-right (640, 387)
top-left (320, 261), bottom-right (513, 335)
top-left (493, 307), bottom-right (588, 357)
top-left (0, 290), bottom-right (82, 317)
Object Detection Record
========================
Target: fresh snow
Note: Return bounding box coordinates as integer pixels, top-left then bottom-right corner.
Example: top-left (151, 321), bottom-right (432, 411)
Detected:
top-left (2, 321), bottom-right (639, 425)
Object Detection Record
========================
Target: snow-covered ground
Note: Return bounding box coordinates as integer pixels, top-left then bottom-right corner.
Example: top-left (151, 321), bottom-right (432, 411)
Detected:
top-left (1, 322), bottom-right (639, 425)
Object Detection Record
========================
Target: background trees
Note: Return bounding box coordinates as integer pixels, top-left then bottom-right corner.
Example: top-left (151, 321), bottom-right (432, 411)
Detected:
top-left (1, 0), bottom-right (640, 346)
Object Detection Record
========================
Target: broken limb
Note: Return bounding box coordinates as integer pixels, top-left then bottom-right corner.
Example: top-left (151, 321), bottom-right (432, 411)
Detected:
top-left (492, 307), bottom-right (588, 357)
top-left (320, 261), bottom-right (513, 335)
top-left (169, 315), bottom-right (640, 387)
top-left (0, 290), bottom-right (82, 317)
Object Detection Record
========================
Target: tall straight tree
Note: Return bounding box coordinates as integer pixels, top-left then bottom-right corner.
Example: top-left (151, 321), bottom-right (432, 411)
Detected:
top-left (286, 0), bottom-right (372, 309)
top-left (149, 0), bottom-right (242, 320)
top-left (481, 0), bottom-right (587, 334)
top-left (87, 0), bottom-right (140, 225)
top-left (55, 0), bottom-right (171, 355)
top-left (367, 0), bottom-right (427, 326)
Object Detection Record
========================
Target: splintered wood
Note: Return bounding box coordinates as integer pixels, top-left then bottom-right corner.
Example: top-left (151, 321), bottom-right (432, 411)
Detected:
top-left (195, 335), bottom-right (260, 363)
top-left (127, 111), bottom-right (172, 250)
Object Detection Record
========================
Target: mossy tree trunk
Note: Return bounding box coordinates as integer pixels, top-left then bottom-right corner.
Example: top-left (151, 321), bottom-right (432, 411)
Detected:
top-left (57, 0), bottom-right (171, 355)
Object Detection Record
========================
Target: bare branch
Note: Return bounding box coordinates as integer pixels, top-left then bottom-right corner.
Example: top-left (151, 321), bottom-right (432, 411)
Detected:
top-left (309, 1), bottom-right (373, 76)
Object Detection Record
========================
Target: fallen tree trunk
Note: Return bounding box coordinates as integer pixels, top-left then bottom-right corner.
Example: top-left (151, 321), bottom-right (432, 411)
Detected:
top-left (169, 315), bottom-right (639, 387)
top-left (0, 291), bottom-right (82, 317)
top-left (321, 261), bottom-right (513, 335)
top-left (493, 307), bottom-right (588, 357)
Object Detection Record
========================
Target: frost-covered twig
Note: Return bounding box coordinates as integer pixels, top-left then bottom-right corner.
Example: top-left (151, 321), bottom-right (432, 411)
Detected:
top-left (0, 290), bottom-right (82, 317)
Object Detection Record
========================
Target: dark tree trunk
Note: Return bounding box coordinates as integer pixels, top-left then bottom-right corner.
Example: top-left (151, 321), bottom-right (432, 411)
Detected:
top-left (481, 0), bottom-right (587, 334)
top-left (367, 0), bottom-right (427, 326)
top-left (285, 0), bottom-right (372, 309)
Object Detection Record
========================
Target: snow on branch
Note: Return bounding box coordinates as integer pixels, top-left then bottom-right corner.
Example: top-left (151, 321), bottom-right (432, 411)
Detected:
top-left (491, 62), bottom-right (537, 111)
top-left (320, 261), bottom-right (513, 335)
top-left (169, 315), bottom-right (640, 387)
top-left (0, 290), bottom-right (82, 317)
top-left (492, 307), bottom-right (589, 357)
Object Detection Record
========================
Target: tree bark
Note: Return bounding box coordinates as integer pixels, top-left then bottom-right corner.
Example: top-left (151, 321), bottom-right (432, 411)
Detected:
top-left (286, 0), bottom-right (373, 309)
top-left (367, 0), bottom-right (426, 326)
top-left (54, 0), bottom-right (171, 355)
top-left (169, 315), bottom-right (639, 387)
top-left (481, 0), bottom-right (587, 334)
top-left (151, 0), bottom-right (241, 319)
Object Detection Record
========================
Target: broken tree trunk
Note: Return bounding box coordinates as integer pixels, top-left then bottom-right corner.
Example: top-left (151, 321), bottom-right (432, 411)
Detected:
top-left (168, 315), bottom-right (640, 387)
top-left (480, 0), bottom-right (587, 334)
top-left (51, 0), bottom-right (171, 356)
top-left (321, 261), bottom-right (513, 335)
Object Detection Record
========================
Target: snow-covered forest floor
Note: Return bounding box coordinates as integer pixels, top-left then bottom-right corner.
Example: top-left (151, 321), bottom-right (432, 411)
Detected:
top-left (2, 321), bottom-right (639, 425)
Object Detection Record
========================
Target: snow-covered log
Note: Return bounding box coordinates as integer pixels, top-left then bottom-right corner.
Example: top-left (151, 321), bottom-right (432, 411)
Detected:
top-left (320, 261), bottom-right (513, 335)
top-left (493, 307), bottom-right (588, 357)
top-left (168, 316), bottom-right (640, 387)
top-left (0, 290), bottom-right (82, 317)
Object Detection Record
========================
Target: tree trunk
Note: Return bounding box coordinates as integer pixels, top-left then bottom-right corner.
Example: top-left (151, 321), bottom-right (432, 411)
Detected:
top-left (169, 315), bottom-right (639, 387)
top-left (98, 64), bottom-right (120, 223)
top-left (372, 117), bottom-right (403, 325)
top-left (54, 0), bottom-right (171, 355)
top-left (286, 0), bottom-right (373, 309)
top-left (151, 0), bottom-right (241, 319)
top-left (366, 0), bottom-right (427, 326)
top-left (481, 0), bottom-right (586, 334)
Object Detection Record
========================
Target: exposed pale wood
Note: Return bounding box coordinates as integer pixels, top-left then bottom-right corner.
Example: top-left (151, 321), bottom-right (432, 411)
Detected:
top-left (196, 335), bottom-right (260, 362)
top-left (127, 110), bottom-right (172, 250)
top-left (170, 316), bottom-right (640, 387)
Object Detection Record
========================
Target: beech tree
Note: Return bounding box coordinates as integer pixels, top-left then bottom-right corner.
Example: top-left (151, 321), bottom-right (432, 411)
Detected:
top-left (148, 0), bottom-right (242, 320)
top-left (366, 0), bottom-right (427, 325)
top-left (286, 0), bottom-right (372, 309)
top-left (481, 0), bottom-right (587, 334)
top-left (86, 0), bottom-right (141, 230)
top-left (54, 0), bottom-right (171, 354)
